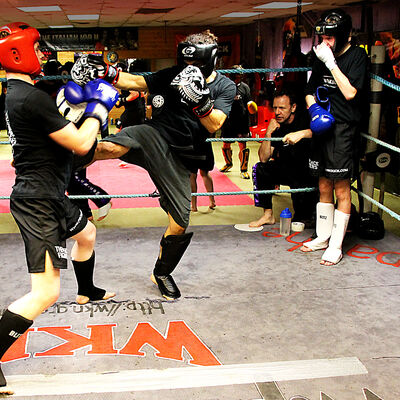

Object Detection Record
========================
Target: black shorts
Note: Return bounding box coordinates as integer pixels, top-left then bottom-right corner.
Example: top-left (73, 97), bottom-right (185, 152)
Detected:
top-left (191, 142), bottom-right (215, 173)
top-left (10, 196), bottom-right (87, 273)
top-left (221, 119), bottom-right (250, 139)
top-left (308, 122), bottom-right (359, 180)
top-left (102, 125), bottom-right (191, 228)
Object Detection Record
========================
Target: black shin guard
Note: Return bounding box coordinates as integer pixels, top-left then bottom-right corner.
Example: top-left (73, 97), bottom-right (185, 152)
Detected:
top-left (222, 148), bottom-right (233, 166)
top-left (240, 148), bottom-right (250, 172)
top-left (0, 366), bottom-right (6, 387)
top-left (152, 232), bottom-right (193, 300)
top-left (0, 310), bottom-right (33, 387)
top-left (72, 252), bottom-right (106, 301)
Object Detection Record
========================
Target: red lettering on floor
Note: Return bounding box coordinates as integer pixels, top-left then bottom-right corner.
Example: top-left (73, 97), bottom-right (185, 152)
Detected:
top-left (346, 244), bottom-right (379, 259)
top-left (285, 232), bottom-right (312, 252)
top-left (1, 328), bottom-right (34, 363)
top-left (35, 324), bottom-right (118, 357)
top-left (1, 321), bottom-right (220, 366)
top-left (376, 252), bottom-right (400, 267)
top-left (262, 231), bottom-right (282, 238)
top-left (119, 320), bottom-right (221, 366)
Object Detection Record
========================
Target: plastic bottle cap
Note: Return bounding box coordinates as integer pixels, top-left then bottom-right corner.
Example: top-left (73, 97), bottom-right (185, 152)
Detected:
top-left (280, 208), bottom-right (292, 218)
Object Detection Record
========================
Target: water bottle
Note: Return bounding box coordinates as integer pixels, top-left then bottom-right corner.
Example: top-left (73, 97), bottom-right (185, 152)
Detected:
top-left (279, 208), bottom-right (292, 236)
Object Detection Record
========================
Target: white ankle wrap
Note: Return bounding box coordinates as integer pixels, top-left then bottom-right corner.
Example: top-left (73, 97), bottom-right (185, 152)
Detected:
top-left (322, 209), bottom-right (351, 264)
top-left (327, 209), bottom-right (350, 250)
top-left (303, 202), bottom-right (334, 251)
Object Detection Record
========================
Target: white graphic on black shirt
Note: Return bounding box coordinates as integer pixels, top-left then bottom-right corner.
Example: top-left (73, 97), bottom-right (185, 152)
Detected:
top-left (5, 111), bottom-right (16, 149)
top-left (322, 75), bottom-right (337, 88)
top-left (152, 95), bottom-right (164, 108)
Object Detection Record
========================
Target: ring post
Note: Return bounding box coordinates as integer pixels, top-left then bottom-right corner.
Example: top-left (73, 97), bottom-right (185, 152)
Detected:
top-left (362, 45), bottom-right (385, 212)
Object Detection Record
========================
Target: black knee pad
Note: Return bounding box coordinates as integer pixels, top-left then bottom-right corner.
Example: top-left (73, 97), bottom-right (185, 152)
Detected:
top-left (154, 232), bottom-right (193, 276)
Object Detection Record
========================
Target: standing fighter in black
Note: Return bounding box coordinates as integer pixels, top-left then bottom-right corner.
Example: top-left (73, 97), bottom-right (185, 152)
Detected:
top-left (299, 9), bottom-right (368, 265)
top-left (114, 61), bottom-right (147, 168)
top-left (0, 22), bottom-right (116, 394)
top-left (70, 30), bottom-right (236, 300)
top-left (220, 66), bottom-right (256, 179)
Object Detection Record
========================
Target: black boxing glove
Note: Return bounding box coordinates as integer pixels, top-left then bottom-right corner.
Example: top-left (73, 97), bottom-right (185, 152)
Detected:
top-left (170, 65), bottom-right (214, 118)
top-left (71, 54), bottom-right (120, 87)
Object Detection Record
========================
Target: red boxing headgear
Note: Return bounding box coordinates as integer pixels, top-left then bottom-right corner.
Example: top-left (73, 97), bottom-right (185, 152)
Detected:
top-left (0, 22), bottom-right (41, 76)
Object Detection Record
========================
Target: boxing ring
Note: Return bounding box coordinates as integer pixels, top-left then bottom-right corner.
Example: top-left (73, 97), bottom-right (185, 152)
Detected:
top-left (0, 64), bottom-right (400, 400)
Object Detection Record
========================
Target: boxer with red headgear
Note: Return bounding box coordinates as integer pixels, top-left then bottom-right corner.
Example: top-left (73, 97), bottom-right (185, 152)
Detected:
top-left (0, 22), bottom-right (117, 394)
top-left (0, 22), bottom-right (42, 77)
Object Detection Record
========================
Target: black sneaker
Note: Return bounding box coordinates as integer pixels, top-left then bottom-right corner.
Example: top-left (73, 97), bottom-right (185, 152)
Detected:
top-left (151, 274), bottom-right (181, 300)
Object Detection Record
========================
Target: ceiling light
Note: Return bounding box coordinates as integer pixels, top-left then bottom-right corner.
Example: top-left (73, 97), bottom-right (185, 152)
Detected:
top-left (67, 14), bottom-right (99, 20)
top-left (17, 6), bottom-right (62, 12)
top-left (254, 2), bottom-right (312, 9)
top-left (49, 25), bottom-right (74, 29)
top-left (221, 12), bottom-right (264, 18)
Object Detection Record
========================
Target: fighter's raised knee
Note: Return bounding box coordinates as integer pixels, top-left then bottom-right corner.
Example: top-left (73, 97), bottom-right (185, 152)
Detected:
top-left (95, 141), bottom-right (130, 160)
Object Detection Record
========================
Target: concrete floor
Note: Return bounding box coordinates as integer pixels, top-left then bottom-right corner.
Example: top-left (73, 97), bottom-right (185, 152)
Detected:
top-left (1, 129), bottom-right (399, 399)
top-left (1, 224), bottom-right (399, 399)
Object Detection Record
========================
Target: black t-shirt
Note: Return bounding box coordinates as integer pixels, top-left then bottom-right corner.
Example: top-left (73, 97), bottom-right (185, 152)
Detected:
top-left (6, 79), bottom-right (71, 199)
top-left (120, 89), bottom-right (145, 126)
top-left (271, 111), bottom-right (311, 172)
top-left (224, 81), bottom-right (252, 131)
top-left (306, 45), bottom-right (368, 124)
top-left (145, 66), bottom-right (236, 170)
top-left (0, 92), bottom-right (6, 130)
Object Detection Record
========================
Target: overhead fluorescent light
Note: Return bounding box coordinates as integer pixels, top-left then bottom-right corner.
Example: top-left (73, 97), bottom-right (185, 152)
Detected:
top-left (221, 12), bottom-right (264, 18)
top-left (17, 6), bottom-right (62, 12)
top-left (49, 25), bottom-right (74, 29)
top-left (67, 14), bottom-right (99, 20)
top-left (255, 2), bottom-right (312, 9)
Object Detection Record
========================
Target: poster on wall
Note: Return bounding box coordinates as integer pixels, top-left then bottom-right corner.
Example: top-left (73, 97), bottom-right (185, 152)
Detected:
top-left (376, 30), bottom-right (400, 79)
top-left (39, 27), bottom-right (139, 52)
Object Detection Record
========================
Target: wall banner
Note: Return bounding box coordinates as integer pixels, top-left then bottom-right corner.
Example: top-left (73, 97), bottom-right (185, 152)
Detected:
top-left (39, 27), bottom-right (139, 52)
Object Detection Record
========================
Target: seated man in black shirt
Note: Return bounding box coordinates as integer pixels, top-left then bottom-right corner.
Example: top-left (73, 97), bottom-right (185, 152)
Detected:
top-left (249, 89), bottom-right (318, 227)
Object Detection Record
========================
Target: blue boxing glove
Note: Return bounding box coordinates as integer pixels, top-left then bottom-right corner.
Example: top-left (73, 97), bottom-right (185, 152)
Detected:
top-left (83, 79), bottom-right (119, 111)
top-left (64, 81), bottom-right (85, 104)
top-left (308, 103), bottom-right (335, 136)
top-left (56, 83), bottom-right (87, 123)
top-left (82, 79), bottom-right (119, 133)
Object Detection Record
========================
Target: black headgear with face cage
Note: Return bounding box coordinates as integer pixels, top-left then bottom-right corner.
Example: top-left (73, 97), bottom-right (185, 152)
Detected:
top-left (315, 9), bottom-right (352, 53)
top-left (177, 42), bottom-right (218, 78)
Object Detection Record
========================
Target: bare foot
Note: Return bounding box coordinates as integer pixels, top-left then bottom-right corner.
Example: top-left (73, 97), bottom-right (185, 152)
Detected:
top-left (191, 206), bottom-right (198, 212)
top-left (209, 201), bottom-right (216, 210)
top-left (76, 291), bottom-right (116, 305)
top-left (0, 385), bottom-right (14, 395)
top-left (249, 216), bottom-right (275, 227)
top-left (97, 202), bottom-right (112, 221)
top-left (300, 245), bottom-right (313, 252)
top-left (320, 252), bottom-right (342, 266)
top-left (0, 367), bottom-right (13, 395)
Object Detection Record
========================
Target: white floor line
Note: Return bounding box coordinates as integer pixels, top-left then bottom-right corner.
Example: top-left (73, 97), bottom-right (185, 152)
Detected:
top-left (7, 357), bottom-right (367, 397)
